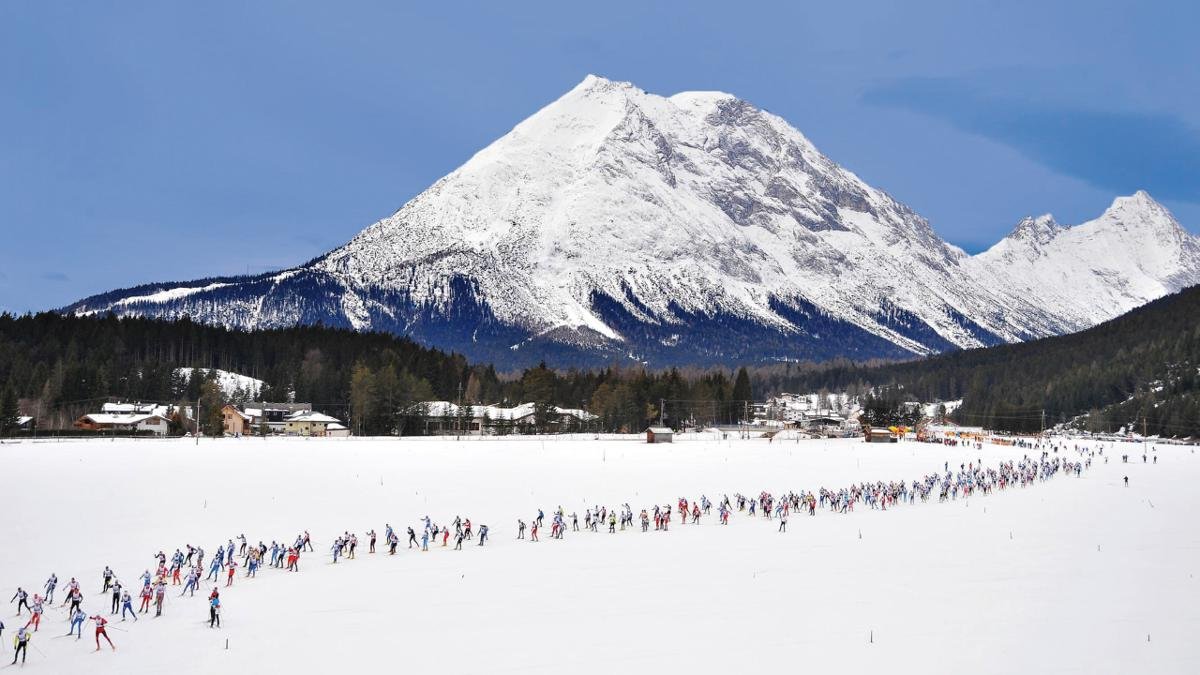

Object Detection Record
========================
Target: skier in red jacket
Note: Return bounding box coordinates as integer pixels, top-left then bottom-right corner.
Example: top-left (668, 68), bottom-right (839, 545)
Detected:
top-left (90, 615), bottom-right (115, 651)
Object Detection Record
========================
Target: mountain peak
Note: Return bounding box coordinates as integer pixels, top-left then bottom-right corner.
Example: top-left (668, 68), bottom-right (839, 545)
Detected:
top-left (1007, 214), bottom-right (1062, 244)
top-left (571, 74), bottom-right (636, 94)
top-left (1102, 190), bottom-right (1167, 220)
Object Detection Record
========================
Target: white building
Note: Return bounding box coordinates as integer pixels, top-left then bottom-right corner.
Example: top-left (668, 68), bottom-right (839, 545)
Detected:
top-left (75, 413), bottom-right (170, 436)
top-left (419, 401), bottom-right (596, 435)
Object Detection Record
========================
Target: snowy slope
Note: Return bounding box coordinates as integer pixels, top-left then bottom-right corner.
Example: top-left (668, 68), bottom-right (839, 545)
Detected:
top-left (967, 191), bottom-right (1200, 331)
top-left (174, 368), bottom-right (264, 398)
top-left (61, 77), bottom-right (1200, 367)
top-left (0, 436), bottom-right (1194, 674)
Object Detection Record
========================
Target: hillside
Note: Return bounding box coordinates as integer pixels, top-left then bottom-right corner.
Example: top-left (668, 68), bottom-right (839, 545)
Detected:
top-left (757, 285), bottom-right (1200, 437)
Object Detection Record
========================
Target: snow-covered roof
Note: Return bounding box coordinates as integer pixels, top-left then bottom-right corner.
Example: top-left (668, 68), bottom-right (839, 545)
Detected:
top-left (286, 411), bottom-right (342, 424)
top-left (420, 401), bottom-right (596, 421)
top-left (17, 416), bottom-right (33, 426)
top-left (102, 402), bottom-right (171, 418)
top-left (646, 426), bottom-right (673, 434)
top-left (326, 422), bottom-right (348, 430)
top-left (81, 413), bottom-right (167, 425)
top-left (222, 405), bottom-right (251, 420)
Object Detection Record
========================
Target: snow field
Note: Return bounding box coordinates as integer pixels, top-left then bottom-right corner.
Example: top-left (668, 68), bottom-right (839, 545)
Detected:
top-left (0, 435), bottom-right (1196, 674)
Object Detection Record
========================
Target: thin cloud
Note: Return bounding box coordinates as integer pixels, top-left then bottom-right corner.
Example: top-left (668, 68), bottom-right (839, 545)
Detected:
top-left (41, 272), bottom-right (70, 282)
top-left (862, 77), bottom-right (1200, 203)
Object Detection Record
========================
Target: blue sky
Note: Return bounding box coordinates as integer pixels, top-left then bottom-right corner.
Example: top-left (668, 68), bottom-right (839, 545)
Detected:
top-left (2, 1), bottom-right (1197, 313)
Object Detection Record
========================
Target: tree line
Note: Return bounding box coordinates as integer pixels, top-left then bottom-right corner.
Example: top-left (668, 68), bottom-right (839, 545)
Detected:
top-left (0, 312), bottom-right (756, 435)
top-left (749, 286), bottom-right (1200, 438)
top-left (3, 282), bottom-right (1196, 438)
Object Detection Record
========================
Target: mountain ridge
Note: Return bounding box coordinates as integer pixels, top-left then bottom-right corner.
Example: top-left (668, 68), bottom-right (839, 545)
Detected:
top-left (62, 76), bottom-right (1200, 367)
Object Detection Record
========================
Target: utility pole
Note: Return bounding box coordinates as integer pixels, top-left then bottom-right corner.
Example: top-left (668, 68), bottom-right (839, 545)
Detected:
top-left (659, 398), bottom-right (664, 427)
top-left (456, 381), bottom-right (463, 440)
top-left (1040, 409), bottom-right (1046, 436)
top-left (744, 400), bottom-right (750, 440)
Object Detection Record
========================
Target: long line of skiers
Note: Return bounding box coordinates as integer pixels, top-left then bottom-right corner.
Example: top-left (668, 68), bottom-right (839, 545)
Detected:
top-left (5, 445), bottom-right (1102, 666)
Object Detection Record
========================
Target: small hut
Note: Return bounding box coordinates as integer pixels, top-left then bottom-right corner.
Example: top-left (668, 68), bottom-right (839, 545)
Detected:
top-left (645, 426), bottom-right (674, 443)
top-left (866, 427), bottom-right (897, 443)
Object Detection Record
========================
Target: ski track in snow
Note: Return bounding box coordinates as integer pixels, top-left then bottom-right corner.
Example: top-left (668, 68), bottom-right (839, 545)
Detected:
top-left (0, 435), bottom-right (1195, 674)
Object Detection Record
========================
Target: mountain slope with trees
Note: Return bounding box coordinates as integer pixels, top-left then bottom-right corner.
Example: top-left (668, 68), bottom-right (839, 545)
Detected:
top-left (755, 285), bottom-right (1200, 437)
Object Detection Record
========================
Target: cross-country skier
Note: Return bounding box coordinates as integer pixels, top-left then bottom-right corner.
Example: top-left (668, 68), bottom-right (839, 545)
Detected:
top-left (120, 590), bottom-right (137, 622)
top-left (11, 626), bottom-right (30, 665)
top-left (109, 579), bottom-right (123, 614)
top-left (139, 584), bottom-right (152, 613)
top-left (23, 596), bottom-right (41, 632)
top-left (90, 614), bottom-right (114, 651)
top-left (180, 568), bottom-right (198, 597)
top-left (154, 581), bottom-right (167, 616)
top-left (102, 566), bottom-right (114, 593)
top-left (478, 525), bottom-right (488, 546)
top-left (67, 607), bottom-right (85, 639)
top-left (209, 594), bottom-right (221, 628)
top-left (10, 588), bottom-right (28, 616)
top-left (66, 588), bottom-right (82, 615)
top-left (43, 574), bottom-right (56, 605)
top-left (367, 529), bottom-right (376, 554)
top-left (517, 520), bottom-right (526, 539)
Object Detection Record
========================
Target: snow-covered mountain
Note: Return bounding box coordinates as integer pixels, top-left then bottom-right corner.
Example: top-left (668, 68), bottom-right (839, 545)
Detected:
top-left (62, 76), bottom-right (1200, 367)
top-left (965, 191), bottom-right (1200, 331)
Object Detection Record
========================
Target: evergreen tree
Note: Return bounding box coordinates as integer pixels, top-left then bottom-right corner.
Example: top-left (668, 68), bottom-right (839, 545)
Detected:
top-left (199, 379), bottom-right (225, 437)
top-left (732, 367), bottom-right (753, 403)
top-left (0, 386), bottom-right (19, 435)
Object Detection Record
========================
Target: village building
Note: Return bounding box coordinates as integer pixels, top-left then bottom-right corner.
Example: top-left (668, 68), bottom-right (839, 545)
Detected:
top-left (222, 404), bottom-right (251, 436)
top-left (419, 401), bottom-right (596, 435)
top-left (645, 426), bottom-right (673, 443)
top-left (74, 412), bottom-right (170, 436)
top-left (865, 427), bottom-right (898, 443)
top-left (242, 402), bottom-right (312, 434)
top-left (284, 411), bottom-right (343, 437)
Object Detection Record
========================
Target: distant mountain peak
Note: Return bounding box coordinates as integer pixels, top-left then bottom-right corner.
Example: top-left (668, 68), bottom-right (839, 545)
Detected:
top-left (1097, 190), bottom-right (1182, 233)
top-left (1007, 214), bottom-right (1063, 245)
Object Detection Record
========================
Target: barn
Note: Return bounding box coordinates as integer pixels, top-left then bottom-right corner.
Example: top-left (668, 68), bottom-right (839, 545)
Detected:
top-left (645, 426), bottom-right (674, 443)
